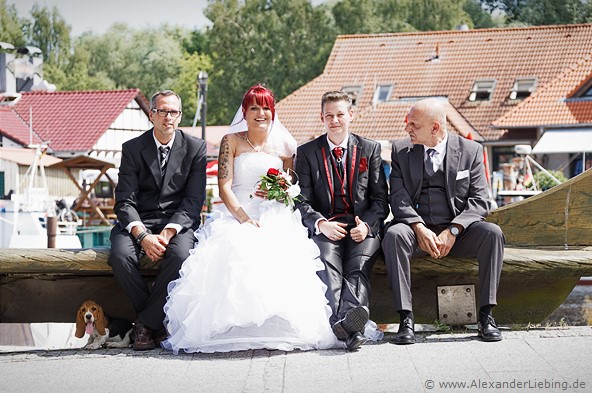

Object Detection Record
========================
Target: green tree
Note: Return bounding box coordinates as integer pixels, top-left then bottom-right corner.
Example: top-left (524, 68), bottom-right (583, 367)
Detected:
top-left (75, 24), bottom-right (184, 96)
top-left (0, 0), bottom-right (26, 47)
top-left (463, 0), bottom-right (497, 28)
top-left (480, 0), bottom-right (592, 25)
top-left (23, 4), bottom-right (71, 67)
top-left (171, 51), bottom-right (213, 126)
top-left (204, 0), bottom-right (337, 124)
top-left (407, 0), bottom-right (472, 31)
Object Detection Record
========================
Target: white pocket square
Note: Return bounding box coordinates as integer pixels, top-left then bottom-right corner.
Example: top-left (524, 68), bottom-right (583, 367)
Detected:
top-left (456, 170), bottom-right (470, 180)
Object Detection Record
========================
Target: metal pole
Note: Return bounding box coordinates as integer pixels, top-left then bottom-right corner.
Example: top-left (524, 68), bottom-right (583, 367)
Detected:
top-left (47, 216), bottom-right (57, 248)
top-left (201, 84), bottom-right (207, 144)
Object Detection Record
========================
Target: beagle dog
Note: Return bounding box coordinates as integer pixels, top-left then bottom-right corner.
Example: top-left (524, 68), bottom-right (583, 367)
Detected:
top-left (75, 300), bottom-right (133, 349)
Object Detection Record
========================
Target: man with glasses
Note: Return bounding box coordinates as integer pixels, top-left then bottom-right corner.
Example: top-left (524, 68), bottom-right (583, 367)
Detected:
top-left (109, 90), bottom-right (207, 350)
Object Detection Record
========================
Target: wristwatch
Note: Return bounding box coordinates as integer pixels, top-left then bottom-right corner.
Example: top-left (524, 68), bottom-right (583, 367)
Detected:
top-left (448, 225), bottom-right (460, 237)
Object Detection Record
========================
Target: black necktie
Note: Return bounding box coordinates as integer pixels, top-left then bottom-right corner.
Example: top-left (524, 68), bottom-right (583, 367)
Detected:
top-left (159, 146), bottom-right (170, 175)
top-left (333, 147), bottom-right (344, 177)
top-left (425, 148), bottom-right (437, 176)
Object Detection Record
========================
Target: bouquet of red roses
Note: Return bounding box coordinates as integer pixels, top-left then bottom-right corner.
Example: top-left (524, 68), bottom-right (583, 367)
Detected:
top-left (256, 167), bottom-right (302, 207)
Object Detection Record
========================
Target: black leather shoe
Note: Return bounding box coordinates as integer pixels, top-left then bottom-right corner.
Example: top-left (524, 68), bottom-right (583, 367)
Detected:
top-left (478, 314), bottom-right (502, 342)
top-left (132, 321), bottom-right (155, 351)
top-left (332, 306), bottom-right (370, 340)
top-left (346, 332), bottom-right (367, 352)
top-left (394, 317), bottom-right (415, 345)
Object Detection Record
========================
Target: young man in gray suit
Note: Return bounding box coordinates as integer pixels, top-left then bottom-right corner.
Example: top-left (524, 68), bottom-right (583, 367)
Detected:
top-left (109, 90), bottom-right (207, 350)
top-left (296, 91), bottom-right (389, 351)
top-left (382, 98), bottom-right (504, 344)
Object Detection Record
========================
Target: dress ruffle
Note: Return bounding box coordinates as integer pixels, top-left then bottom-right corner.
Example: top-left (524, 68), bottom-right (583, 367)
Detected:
top-left (162, 152), bottom-right (340, 353)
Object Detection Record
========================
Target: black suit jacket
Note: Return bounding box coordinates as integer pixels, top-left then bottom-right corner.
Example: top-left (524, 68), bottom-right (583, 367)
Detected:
top-left (389, 133), bottom-right (490, 229)
top-left (295, 133), bottom-right (389, 237)
top-left (114, 129), bottom-right (207, 231)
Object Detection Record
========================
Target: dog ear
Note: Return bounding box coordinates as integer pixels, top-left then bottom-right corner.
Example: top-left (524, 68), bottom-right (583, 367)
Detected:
top-left (95, 304), bottom-right (107, 336)
top-left (75, 306), bottom-right (86, 338)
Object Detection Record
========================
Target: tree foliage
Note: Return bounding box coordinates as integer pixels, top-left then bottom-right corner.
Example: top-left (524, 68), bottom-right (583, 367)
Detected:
top-left (0, 0), bottom-right (27, 47)
top-left (23, 4), bottom-right (71, 67)
top-left (204, 0), bottom-right (337, 124)
top-left (480, 0), bottom-right (592, 25)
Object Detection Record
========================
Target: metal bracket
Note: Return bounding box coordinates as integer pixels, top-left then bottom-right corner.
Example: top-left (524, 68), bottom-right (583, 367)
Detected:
top-left (437, 285), bottom-right (477, 326)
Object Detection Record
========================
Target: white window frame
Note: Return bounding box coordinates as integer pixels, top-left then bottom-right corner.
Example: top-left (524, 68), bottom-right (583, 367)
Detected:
top-left (468, 79), bottom-right (496, 102)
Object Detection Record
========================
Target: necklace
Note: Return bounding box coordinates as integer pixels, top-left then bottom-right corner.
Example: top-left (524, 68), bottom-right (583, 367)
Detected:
top-left (246, 136), bottom-right (266, 152)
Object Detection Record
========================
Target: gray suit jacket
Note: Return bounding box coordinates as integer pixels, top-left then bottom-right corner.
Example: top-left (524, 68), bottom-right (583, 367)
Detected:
top-left (389, 133), bottom-right (489, 229)
top-left (114, 129), bottom-right (207, 231)
top-left (296, 133), bottom-right (389, 237)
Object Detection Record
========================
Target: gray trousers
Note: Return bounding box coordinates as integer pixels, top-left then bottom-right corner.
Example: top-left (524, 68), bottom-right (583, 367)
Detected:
top-left (108, 225), bottom-right (196, 330)
top-left (381, 221), bottom-right (504, 311)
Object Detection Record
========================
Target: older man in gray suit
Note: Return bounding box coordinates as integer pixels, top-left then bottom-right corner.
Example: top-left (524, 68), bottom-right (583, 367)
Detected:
top-left (382, 98), bottom-right (504, 344)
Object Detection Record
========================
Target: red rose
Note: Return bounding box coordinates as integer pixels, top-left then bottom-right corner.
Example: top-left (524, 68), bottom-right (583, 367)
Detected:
top-left (359, 157), bottom-right (368, 173)
top-left (267, 168), bottom-right (280, 177)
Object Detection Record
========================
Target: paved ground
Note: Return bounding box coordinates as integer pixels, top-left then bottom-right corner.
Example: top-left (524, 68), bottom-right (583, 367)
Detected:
top-left (2, 326), bottom-right (591, 393)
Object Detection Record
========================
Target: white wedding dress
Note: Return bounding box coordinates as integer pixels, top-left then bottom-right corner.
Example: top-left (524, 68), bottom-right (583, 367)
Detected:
top-left (162, 152), bottom-right (339, 354)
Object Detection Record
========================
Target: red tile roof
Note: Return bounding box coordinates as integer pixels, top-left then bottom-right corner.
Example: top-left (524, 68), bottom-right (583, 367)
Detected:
top-left (277, 24), bottom-right (592, 144)
top-left (5, 89), bottom-right (148, 152)
top-left (493, 53), bottom-right (592, 128)
top-left (0, 107), bottom-right (44, 146)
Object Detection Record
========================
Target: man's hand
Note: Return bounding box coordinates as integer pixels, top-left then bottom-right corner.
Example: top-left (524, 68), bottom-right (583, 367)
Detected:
top-left (139, 234), bottom-right (168, 262)
top-left (412, 223), bottom-right (442, 258)
top-left (350, 216), bottom-right (369, 243)
top-left (319, 220), bottom-right (348, 241)
top-left (436, 228), bottom-right (456, 258)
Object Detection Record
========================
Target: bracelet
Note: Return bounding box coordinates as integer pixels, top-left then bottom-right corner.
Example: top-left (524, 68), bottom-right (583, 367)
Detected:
top-left (135, 231), bottom-right (149, 245)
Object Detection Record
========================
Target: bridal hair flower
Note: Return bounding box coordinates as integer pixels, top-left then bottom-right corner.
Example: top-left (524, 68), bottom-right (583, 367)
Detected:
top-left (254, 168), bottom-right (302, 207)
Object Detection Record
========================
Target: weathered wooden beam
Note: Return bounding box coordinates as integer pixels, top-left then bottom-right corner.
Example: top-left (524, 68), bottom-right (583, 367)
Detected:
top-left (2, 247), bottom-right (592, 325)
top-left (487, 168), bottom-right (592, 247)
top-left (2, 247), bottom-right (591, 276)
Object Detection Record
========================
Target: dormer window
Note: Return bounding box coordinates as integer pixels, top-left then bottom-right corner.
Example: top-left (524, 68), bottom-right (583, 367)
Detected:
top-left (374, 84), bottom-right (393, 102)
top-left (341, 86), bottom-right (363, 106)
top-left (468, 80), bottom-right (495, 101)
top-left (509, 78), bottom-right (536, 100)
top-left (582, 85), bottom-right (592, 98)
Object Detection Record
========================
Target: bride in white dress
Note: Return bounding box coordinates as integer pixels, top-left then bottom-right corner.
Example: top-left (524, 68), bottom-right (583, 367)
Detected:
top-left (161, 85), bottom-right (339, 354)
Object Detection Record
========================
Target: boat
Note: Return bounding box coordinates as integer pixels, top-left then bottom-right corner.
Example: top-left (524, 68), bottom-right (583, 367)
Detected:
top-left (0, 146), bottom-right (81, 249)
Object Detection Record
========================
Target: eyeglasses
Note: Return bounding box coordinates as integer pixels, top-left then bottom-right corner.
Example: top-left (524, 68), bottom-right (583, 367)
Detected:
top-left (152, 108), bottom-right (182, 118)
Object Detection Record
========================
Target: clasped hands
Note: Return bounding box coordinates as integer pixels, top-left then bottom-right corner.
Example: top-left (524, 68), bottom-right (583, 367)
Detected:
top-left (137, 227), bottom-right (176, 262)
top-left (320, 216), bottom-right (368, 243)
top-left (412, 223), bottom-right (456, 259)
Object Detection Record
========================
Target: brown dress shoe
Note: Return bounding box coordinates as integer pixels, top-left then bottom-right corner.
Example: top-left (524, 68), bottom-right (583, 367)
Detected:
top-left (133, 321), bottom-right (155, 351)
top-left (153, 327), bottom-right (168, 347)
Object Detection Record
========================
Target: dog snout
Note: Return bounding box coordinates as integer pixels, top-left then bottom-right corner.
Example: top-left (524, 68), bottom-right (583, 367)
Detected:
top-left (85, 313), bottom-right (92, 320)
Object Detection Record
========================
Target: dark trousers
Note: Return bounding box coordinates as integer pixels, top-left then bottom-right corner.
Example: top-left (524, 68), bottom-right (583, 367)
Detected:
top-left (108, 224), bottom-right (196, 330)
top-left (382, 221), bottom-right (504, 312)
top-left (314, 234), bottom-right (381, 325)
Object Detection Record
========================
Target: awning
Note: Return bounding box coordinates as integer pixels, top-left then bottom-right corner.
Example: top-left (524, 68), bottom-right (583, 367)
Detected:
top-left (532, 129), bottom-right (592, 154)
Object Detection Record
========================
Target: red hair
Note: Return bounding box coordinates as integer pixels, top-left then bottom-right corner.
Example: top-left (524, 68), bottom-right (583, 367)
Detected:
top-left (241, 85), bottom-right (275, 120)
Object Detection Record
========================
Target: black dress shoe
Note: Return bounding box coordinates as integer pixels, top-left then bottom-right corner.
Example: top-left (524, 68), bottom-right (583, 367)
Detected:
top-left (478, 314), bottom-right (502, 342)
top-left (394, 317), bottom-right (415, 345)
top-left (346, 332), bottom-right (367, 352)
top-left (332, 306), bottom-right (370, 340)
top-left (132, 321), bottom-right (156, 351)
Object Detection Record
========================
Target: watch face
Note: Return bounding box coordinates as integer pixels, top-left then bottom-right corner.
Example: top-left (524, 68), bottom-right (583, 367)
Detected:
top-left (450, 226), bottom-right (460, 236)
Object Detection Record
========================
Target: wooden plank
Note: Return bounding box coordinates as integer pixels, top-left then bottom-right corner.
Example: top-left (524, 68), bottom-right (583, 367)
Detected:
top-left (2, 247), bottom-right (592, 325)
top-left (2, 247), bottom-right (592, 276)
top-left (487, 169), bottom-right (592, 247)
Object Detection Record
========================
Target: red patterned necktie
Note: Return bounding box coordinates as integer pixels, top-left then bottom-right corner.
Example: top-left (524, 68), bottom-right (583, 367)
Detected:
top-left (333, 147), bottom-right (344, 177)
